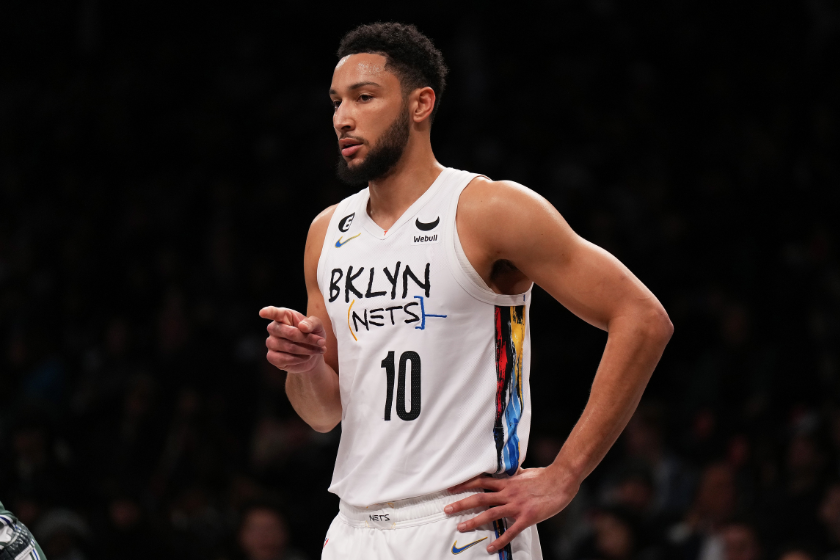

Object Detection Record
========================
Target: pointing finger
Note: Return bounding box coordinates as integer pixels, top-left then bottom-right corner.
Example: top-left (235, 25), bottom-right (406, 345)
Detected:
top-left (259, 306), bottom-right (302, 325)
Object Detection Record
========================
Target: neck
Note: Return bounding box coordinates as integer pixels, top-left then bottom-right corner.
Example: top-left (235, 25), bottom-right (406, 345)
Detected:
top-left (366, 136), bottom-right (443, 231)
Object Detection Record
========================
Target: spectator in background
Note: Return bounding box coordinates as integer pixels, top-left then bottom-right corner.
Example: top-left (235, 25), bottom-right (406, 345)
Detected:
top-left (84, 372), bottom-right (165, 493)
top-left (34, 508), bottom-right (91, 560)
top-left (761, 431), bottom-right (827, 552)
top-left (609, 404), bottom-right (695, 520)
top-left (819, 482), bottom-right (840, 557)
top-left (608, 463), bottom-right (672, 546)
top-left (98, 490), bottom-right (162, 560)
top-left (166, 483), bottom-right (226, 560)
top-left (669, 462), bottom-right (739, 560)
top-left (776, 547), bottom-right (818, 560)
top-left (570, 506), bottom-right (639, 560)
top-left (6, 416), bottom-right (78, 509)
top-left (236, 501), bottom-right (305, 560)
top-left (721, 519), bottom-right (761, 560)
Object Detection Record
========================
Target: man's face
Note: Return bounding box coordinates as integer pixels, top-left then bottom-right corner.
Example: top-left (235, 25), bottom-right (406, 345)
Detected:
top-left (330, 53), bottom-right (410, 185)
top-left (722, 525), bottom-right (760, 560)
top-left (239, 509), bottom-right (288, 560)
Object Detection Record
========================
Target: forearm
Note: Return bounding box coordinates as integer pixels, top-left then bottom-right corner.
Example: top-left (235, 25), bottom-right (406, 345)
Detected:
top-left (548, 307), bottom-right (672, 484)
top-left (285, 358), bottom-right (342, 433)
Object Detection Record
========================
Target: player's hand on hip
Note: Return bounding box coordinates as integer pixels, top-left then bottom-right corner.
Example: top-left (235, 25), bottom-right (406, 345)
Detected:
top-left (443, 467), bottom-right (579, 554)
top-left (259, 306), bottom-right (327, 374)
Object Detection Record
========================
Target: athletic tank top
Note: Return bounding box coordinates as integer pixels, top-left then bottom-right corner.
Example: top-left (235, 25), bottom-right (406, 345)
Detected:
top-left (317, 167), bottom-right (533, 507)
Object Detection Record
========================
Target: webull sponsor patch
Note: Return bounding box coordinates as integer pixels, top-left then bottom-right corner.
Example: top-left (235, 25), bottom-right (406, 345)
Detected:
top-left (411, 233), bottom-right (439, 245)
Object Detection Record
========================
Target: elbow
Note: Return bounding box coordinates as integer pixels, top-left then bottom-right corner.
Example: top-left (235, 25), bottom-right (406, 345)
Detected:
top-left (647, 304), bottom-right (673, 345)
top-left (309, 418), bottom-right (341, 434)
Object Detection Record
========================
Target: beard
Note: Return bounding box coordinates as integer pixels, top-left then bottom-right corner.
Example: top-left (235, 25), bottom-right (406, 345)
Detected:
top-left (336, 108), bottom-right (411, 186)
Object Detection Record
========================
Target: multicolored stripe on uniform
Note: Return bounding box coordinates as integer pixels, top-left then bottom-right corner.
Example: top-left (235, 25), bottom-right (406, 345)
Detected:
top-left (493, 304), bottom-right (526, 476)
top-left (492, 518), bottom-right (514, 559)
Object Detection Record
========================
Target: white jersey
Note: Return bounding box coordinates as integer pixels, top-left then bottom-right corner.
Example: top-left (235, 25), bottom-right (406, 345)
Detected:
top-left (317, 167), bottom-right (533, 507)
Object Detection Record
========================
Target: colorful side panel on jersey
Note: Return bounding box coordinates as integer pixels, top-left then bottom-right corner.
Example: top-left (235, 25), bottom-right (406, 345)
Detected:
top-left (493, 305), bottom-right (526, 477)
top-left (492, 518), bottom-right (514, 559)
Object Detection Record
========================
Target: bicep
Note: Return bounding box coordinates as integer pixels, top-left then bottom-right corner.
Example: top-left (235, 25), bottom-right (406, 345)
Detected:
top-left (491, 186), bottom-right (659, 331)
top-left (521, 235), bottom-right (653, 331)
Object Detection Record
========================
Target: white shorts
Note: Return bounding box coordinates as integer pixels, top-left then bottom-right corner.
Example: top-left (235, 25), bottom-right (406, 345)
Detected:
top-left (321, 489), bottom-right (542, 560)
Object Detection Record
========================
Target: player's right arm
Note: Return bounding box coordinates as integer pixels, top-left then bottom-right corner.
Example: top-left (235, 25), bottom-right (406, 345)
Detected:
top-left (259, 204), bottom-right (341, 433)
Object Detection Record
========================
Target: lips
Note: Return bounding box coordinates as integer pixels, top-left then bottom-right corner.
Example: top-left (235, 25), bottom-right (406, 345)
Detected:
top-left (339, 138), bottom-right (363, 157)
top-left (342, 144), bottom-right (362, 157)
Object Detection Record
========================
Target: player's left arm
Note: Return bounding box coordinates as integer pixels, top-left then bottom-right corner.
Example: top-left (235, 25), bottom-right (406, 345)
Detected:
top-left (444, 179), bottom-right (673, 553)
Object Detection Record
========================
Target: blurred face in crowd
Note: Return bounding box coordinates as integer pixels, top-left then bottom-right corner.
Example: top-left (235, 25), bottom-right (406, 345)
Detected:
top-left (624, 414), bottom-right (663, 460)
top-left (615, 475), bottom-right (654, 514)
top-left (594, 512), bottom-right (634, 559)
top-left (819, 483), bottom-right (840, 540)
top-left (787, 434), bottom-right (823, 479)
top-left (722, 523), bottom-right (760, 560)
top-left (12, 427), bottom-right (48, 469)
top-left (239, 507), bottom-right (289, 560)
top-left (694, 462), bottom-right (736, 523)
top-left (109, 498), bottom-right (141, 530)
top-left (330, 53), bottom-right (411, 185)
top-left (778, 553), bottom-right (815, 560)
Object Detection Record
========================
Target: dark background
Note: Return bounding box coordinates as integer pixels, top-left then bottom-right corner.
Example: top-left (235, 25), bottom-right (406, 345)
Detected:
top-left (1, 1), bottom-right (838, 559)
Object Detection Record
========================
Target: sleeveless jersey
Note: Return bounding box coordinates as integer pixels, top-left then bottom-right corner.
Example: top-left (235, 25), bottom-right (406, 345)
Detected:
top-left (317, 167), bottom-right (533, 507)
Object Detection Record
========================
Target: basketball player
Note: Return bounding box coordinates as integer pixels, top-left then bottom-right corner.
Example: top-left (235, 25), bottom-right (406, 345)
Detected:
top-left (0, 501), bottom-right (47, 560)
top-left (259, 23), bottom-right (672, 559)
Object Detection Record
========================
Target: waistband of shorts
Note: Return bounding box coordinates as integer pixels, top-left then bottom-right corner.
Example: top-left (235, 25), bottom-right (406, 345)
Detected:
top-left (338, 489), bottom-right (482, 529)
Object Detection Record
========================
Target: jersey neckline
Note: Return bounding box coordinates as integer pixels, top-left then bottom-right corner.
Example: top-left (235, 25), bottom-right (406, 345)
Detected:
top-left (358, 167), bottom-right (453, 241)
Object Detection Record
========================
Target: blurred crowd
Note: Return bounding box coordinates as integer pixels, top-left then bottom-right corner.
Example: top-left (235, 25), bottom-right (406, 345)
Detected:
top-left (1, 1), bottom-right (838, 560)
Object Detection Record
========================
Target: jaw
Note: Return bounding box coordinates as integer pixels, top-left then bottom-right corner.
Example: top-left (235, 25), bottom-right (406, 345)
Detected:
top-left (342, 152), bottom-right (366, 168)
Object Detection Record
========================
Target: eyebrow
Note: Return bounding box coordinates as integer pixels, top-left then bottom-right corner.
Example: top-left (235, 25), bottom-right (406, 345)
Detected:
top-left (329, 81), bottom-right (382, 95)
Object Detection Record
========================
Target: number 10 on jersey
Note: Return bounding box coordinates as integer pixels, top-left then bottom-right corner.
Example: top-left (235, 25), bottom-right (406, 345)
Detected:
top-left (381, 351), bottom-right (421, 421)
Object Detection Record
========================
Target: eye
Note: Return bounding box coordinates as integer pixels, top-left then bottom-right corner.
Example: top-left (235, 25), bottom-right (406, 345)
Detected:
top-left (358, 94), bottom-right (372, 102)
top-left (331, 100), bottom-right (341, 110)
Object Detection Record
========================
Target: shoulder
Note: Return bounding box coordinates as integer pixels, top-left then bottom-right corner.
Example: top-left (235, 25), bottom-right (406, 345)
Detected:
top-left (308, 187), bottom-right (366, 246)
top-left (460, 176), bottom-right (555, 216)
top-left (459, 177), bottom-right (560, 235)
top-left (457, 175), bottom-right (578, 266)
top-left (309, 204), bottom-right (339, 238)
top-left (304, 204), bottom-right (339, 268)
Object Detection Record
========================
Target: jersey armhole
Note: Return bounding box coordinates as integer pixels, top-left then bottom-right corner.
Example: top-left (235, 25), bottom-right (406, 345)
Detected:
top-left (316, 196), bottom-right (358, 297)
top-left (444, 173), bottom-right (533, 307)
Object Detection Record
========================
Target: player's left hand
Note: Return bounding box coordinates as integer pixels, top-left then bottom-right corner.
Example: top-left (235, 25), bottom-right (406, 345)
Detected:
top-left (443, 467), bottom-right (579, 554)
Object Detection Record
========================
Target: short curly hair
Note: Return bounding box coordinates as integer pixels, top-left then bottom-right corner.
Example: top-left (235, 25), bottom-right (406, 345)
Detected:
top-left (337, 22), bottom-right (448, 122)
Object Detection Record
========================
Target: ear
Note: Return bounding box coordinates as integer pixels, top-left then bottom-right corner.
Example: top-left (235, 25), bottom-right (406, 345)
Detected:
top-left (410, 87), bottom-right (436, 124)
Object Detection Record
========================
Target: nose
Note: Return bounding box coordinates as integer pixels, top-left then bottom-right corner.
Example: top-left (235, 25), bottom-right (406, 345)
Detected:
top-left (333, 101), bottom-right (354, 133)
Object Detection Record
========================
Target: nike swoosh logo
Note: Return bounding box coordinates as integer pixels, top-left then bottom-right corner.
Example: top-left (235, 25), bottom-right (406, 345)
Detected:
top-left (335, 233), bottom-right (361, 247)
top-left (451, 537), bottom-right (488, 554)
top-left (415, 217), bottom-right (439, 231)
